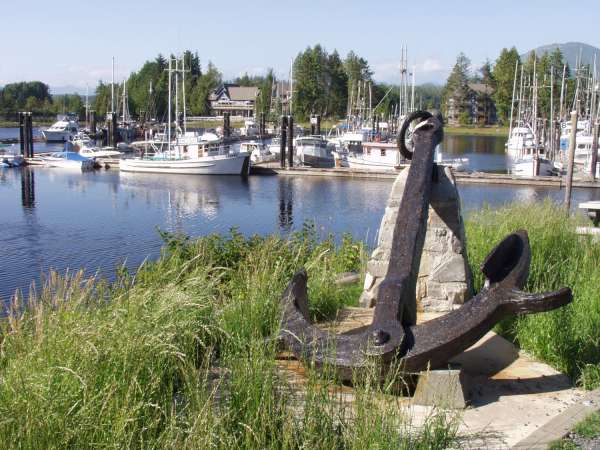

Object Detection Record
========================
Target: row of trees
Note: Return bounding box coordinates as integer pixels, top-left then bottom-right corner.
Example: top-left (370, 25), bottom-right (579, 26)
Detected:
top-left (7, 46), bottom-right (577, 126)
top-left (442, 46), bottom-right (575, 125)
top-left (291, 46), bottom-right (442, 121)
top-left (93, 51), bottom-right (222, 120)
top-left (0, 47), bottom-right (445, 124)
top-left (0, 82), bottom-right (86, 118)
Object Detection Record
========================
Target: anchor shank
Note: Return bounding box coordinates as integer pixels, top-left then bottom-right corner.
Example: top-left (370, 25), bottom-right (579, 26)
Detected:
top-left (372, 117), bottom-right (442, 329)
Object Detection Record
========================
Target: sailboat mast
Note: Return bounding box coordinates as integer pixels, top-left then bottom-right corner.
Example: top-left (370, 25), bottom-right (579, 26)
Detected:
top-left (509, 60), bottom-right (518, 138)
top-left (182, 56), bottom-right (187, 135)
top-left (175, 57), bottom-right (179, 133)
top-left (559, 64), bottom-right (566, 121)
top-left (111, 57), bottom-right (115, 113)
top-left (410, 66), bottom-right (415, 113)
top-left (289, 58), bottom-right (294, 115)
top-left (550, 66), bottom-right (555, 159)
top-left (85, 84), bottom-right (89, 129)
top-left (167, 57), bottom-right (172, 156)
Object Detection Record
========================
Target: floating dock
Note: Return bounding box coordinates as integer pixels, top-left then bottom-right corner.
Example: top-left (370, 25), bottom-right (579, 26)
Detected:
top-left (20, 158), bottom-right (600, 189)
top-left (251, 164), bottom-right (600, 189)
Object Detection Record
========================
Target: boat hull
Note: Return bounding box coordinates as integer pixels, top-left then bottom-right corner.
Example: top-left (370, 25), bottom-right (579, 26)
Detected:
top-left (346, 156), bottom-right (398, 171)
top-left (119, 154), bottom-right (250, 175)
top-left (300, 154), bottom-right (334, 168)
top-left (42, 130), bottom-right (74, 142)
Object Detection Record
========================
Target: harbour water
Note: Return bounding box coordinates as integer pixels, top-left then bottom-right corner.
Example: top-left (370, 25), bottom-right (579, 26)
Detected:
top-left (1, 133), bottom-right (599, 305)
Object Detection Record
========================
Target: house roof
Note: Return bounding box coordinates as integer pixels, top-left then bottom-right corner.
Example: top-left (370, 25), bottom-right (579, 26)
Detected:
top-left (468, 82), bottom-right (494, 95)
top-left (212, 84), bottom-right (259, 102)
top-left (227, 86), bottom-right (259, 101)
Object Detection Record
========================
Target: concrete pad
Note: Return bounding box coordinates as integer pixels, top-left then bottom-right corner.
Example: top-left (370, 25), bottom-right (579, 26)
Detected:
top-left (276, 307), bottom-right (587, 449)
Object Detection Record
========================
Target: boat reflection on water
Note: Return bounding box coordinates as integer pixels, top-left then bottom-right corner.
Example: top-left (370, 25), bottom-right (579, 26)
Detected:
top-left (118, 172), bottom-right (223, 226)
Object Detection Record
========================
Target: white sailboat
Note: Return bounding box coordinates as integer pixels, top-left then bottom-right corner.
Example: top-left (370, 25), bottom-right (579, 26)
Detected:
top-left (120, 56), bottom-right (249, 175)
top-left (505, 60), bottom-right (555, 177)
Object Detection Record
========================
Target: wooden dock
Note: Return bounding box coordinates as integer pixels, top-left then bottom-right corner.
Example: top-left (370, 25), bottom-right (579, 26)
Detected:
top-left (20, 157), bottom-right (600, 189)
top-left (251, 164), bottom-right (600, 189)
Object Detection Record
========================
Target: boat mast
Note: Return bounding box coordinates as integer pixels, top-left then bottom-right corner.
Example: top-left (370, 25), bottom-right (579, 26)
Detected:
top-left (167, 56), bottom-right (172, 157)
top-left (289, 58), bottom-right (294, 115)
top-left (550, 66), bottom-right (555, 160)
top-left (182, 55), bottom-right (187, 135)
top-left (410, 66), bottom-right (415, 113)
top-left (85, 84), bottom-right (89, 129)
top-left (509, 60), bottom-right (518, 139)
top-left (175, 57), bottom-right (179, 134)
top-left (517, 65), bottom-right (524, 128)
top-left (111, 57), bottom-right (115, 113)
top-left (559, 64), bottom-right (566, 121)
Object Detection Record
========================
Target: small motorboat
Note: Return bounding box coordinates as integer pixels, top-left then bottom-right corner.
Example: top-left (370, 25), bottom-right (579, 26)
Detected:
top-left (0, 144), bottom-right (24, 167)
top-left (42, 114), bottom-right (79, 142)
top-left (241, 141), bottom-right (275, 164)
top-left (41, 152), bottom-right (95, 171)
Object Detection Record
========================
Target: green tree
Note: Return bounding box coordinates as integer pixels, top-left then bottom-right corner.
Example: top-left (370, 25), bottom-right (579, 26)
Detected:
top-left (442, 52), bottom-right (472, 122)
top-left (492, 47), bottom-right (521, 124)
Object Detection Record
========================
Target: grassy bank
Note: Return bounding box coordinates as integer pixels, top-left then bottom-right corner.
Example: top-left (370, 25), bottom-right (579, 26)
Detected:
top-left (444, 125), bottom-right (508, 137)
top-left (1, 202), bottom-right (598, 448)
top-left (0, 227), bottom-right (457, 449)
top-left (465, 201), bottom-right (600, 389)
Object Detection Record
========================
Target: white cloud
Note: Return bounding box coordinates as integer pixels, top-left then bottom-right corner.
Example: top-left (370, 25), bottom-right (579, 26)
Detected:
top-left (373, 58), bottom-right (449, 84)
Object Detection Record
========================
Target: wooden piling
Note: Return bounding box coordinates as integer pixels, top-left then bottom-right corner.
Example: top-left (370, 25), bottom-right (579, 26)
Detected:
top-left (223, 112), bottom-right (231, 139)
top-left (591, 121), bottom-right (599, 180)
top-left (90, 110), bottom-right (97, 135)
top-left (280, 116), bottom-right (287, 168)
top-left (564, 106), bottom-right (579, 211)
top-left (27, 113), bottom-right (34, 157)
top-left (287, 116), bottom-right (294, 168)
top-left (18, 113), bottom-right (25, 156)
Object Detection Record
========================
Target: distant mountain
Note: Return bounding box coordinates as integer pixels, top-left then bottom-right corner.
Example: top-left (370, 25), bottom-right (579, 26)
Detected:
top-left (521, 42), bottom-right (600, 69)
top-left (49, 85), bottom-right (89, 95)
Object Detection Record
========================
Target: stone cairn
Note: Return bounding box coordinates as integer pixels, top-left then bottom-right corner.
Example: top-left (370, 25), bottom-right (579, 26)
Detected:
top-left (359, 165), bottom-right (472, 312)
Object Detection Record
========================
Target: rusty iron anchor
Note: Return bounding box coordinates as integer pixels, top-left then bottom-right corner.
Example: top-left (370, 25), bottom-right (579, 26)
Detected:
top-left (278, 111), bottom-right (572, 381)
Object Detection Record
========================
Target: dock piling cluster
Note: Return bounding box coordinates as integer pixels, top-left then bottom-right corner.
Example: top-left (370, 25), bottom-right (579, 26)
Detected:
top-left (18, 112), bottom-right (34, 158)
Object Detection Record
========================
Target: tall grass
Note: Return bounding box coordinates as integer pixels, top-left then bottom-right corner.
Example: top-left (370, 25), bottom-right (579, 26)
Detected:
top-left (0, 225), bottom-right (457, 449)
top-left (465, 200), bottom-right (600, 388)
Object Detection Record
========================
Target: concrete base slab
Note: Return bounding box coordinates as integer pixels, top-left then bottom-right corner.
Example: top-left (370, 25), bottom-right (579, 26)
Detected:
top-left (276, 307), bottom-right (588, 449)
top-left (413, 365), bottom-right (469, 409)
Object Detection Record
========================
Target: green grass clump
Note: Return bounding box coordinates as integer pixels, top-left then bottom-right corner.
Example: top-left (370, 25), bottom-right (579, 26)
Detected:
top-left (0, 225), bottom-right (458, 449)
top-left (465, 200), bottom-right (600, 388)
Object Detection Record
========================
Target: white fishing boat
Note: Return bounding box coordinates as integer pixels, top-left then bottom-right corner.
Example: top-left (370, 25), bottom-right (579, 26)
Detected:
top-left (347, 141), bottom-right (407, 170)
top-left (505, 59), bottom-right (556, 177)
top-left (119, 56), bottom-right (249, 176)
top-left (294, 136), bottom-right (335, 167)
top-left (41, 152), bottom-right (95, 170)
top-left (42, 114), bottom-right (79, 142)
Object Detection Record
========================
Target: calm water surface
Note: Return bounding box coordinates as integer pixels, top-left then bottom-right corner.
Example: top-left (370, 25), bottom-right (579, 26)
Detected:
top-left (1, 132), bottom-right (599, 305)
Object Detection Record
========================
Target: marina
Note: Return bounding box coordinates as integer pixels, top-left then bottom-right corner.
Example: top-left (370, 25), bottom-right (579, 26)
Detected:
top-left (2, 4), bottom-right (600, 445)
top-left (2, 163), bottom-right (600, 304)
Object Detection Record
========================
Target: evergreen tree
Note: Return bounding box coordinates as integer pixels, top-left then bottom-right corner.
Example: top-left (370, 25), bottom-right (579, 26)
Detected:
top-left (442, 52), bottom-right (472, 123)
top-left (492, 47), bottom-right (521, 124)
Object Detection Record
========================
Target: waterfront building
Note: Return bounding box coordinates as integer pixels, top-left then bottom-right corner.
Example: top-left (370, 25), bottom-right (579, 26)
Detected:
top-left (209, 84), bottom-right (259, 117)
top-left (446, 82), bottom-right (496, 126)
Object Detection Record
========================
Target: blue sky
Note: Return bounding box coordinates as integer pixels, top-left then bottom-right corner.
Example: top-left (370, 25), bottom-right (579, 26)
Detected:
top-left (1, 0), bottom-right (599, 91)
